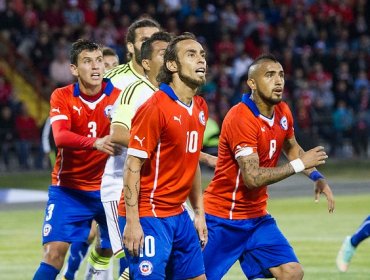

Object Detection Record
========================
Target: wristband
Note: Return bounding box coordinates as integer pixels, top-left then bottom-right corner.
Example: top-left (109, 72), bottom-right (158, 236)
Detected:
top-left (290, 158), bottom-right (305, 173)
top-left (309, 170), bottom-right (325, 182)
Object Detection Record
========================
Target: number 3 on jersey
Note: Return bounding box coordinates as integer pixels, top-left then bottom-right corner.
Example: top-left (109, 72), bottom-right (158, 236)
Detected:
top-left (87, 121), bottom-right (97, 137)
top-left (186, 131), bottom-right (198, 153)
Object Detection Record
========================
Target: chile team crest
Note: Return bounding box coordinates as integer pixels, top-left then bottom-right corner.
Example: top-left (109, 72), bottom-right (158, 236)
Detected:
top-left (139, 260), bottom-right (153, 276)
top-left (104, 105), bottom-right (113, 118)
top-left (199, 111), bottom-right (206, 126)
top-left (280, 116), bottom-right (288, 130)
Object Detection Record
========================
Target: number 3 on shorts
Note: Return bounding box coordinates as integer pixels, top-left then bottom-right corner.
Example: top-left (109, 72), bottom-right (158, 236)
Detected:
top-left (45, 204), bottom-right (55, 221)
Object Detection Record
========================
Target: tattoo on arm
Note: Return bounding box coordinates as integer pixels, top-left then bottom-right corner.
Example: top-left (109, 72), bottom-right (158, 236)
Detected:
top-left (124, 180), bottom-right (140, 207)
top-left (239, 156), bottom-right (294, 188)
top-left (128, 167), bottom-right (140, 174)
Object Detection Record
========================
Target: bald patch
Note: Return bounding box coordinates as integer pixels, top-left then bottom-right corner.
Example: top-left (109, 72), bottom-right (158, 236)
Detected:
top-left (248, 59), bottom-right (280, 79)
top-left (248, 64), bottom-right (259, 79)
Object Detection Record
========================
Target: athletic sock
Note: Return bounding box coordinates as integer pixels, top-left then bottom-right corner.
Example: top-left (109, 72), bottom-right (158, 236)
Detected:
top-left (63, 242), bottom-right (89, 280)
top-left (33, 262), bottom-right (60, 280)
top-left (85, 248), bottom-right (111, 280)
top-left (119, 257), bottom-right (129, 275)
top-left (351, 215), bottom-right (370, 247)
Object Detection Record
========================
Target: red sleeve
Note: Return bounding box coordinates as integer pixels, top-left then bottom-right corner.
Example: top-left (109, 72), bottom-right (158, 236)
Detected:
top-left (52, 120), bottom-right (96, 150)
top-left (227, 107), bottom-right (258, 157)
top-left (128, 97), bottom-right (162, 158)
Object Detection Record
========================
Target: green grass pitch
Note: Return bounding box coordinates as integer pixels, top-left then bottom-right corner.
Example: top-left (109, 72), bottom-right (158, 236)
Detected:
top-left (0, 194), bottom-right (369, 280)
top-left (1, 160), bottom-right (370, 279)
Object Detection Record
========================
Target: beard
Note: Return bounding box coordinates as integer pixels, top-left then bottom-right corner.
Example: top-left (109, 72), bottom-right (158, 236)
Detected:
top-left (178, 63), bottom-right (206, 89)
top-left (259, 91), bottom-right (282, 106)
top-left (134, 45), bottom-right (142, 65)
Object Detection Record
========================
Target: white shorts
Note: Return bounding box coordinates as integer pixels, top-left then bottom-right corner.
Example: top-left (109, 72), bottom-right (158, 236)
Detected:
top-left (102, 200), bottom-right (124, 257)
top-left (101, 153), bottom-right (126, 202)
top-left (101, 174), bottom-right (123, 203)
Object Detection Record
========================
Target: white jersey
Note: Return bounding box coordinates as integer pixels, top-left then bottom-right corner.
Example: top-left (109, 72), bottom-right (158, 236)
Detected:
top-left (104, 60), bottom-right (144, 91)
top-left (101, 77), bottom-right (157, 202)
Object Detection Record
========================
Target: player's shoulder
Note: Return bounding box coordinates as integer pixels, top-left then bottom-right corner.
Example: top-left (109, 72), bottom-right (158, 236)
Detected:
top-left (120, 78), bottom-right (155, 104)
top-left (128, 77), bottom-right (156, 93)
top-left (226, 102), bottom-right (249, 118)
top-left (277, 100), bottom-right (290, 109)
top-left (51, 84), bottom-right (74, 99)
top-left (193, 95), bottom-right (207, 107)
top-left (104, 63), bottom-right (130, 79)
top-left (276, 100), bottom-right (293, 116)
top-left (151, 89), bottom-right (166, 102)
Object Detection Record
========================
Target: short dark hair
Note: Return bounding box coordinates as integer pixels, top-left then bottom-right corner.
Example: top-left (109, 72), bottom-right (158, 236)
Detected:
top-left (70, 39), bottom-right (102, 65)
top-left (247, 53), bottom-right (279, 78)
top-left (102, 47), bottom-right (118, 57)
top-left (156, 32), bottom-right (197, 84)
top-left (141, 31), bottom-right (172, 61)
top-left (126, 18), bottom-right (161, 44)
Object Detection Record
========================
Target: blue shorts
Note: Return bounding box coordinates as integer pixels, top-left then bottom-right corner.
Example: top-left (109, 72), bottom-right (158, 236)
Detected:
top-left (41, 186), bottom-right (111, 248)
top-left (118, 211), bottom-right (205, 279)
top-left (203, 214), bottom-right (299, 280)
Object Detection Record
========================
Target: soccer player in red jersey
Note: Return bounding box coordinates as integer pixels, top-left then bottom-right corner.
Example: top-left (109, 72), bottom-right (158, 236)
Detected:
top-left (60, 46), bottom-right (121, 280)
top-left (203, 54), bottom-right (335, 280)
top-left (118, 33), bottom-right (208, 279)
top-left (33, 39), bottom-right (122, 280)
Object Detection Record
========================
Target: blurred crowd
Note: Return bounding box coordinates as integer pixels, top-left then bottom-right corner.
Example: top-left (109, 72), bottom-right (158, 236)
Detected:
top-left (0, 0), bottom-right (370, 171)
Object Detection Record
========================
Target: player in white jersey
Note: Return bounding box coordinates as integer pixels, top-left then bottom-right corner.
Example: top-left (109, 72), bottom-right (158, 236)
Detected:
top-left (92, 18), bottom-right (162, 280)
top-left (102, 31), bottom-right (172, 258)
top-left (79, 19), bottom-right (160, 280)
top-left (100, 19), bottom-right (160, 216)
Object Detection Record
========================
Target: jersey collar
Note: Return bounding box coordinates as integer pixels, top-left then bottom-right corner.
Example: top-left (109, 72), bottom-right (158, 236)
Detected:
top-left (73, 78), bottom-right (114, 97)
top-left (241, 93), bottom-right (260, 117)
top-left (159, 83), bottom-right (179, 101)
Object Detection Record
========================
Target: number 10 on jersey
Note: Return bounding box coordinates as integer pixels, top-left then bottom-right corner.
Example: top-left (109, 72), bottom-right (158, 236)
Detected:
top-left (186, 131), bottom-right (198, 153)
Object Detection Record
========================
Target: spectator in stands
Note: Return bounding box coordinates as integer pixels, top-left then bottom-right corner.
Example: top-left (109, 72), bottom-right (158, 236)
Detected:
top-left (0, 75), bottom-right (13, 106)
top-left (30, 32), bottom-right (54, 76)
top-left (63, 0), bottom-right (84, 31)
top-left (49, 48), bottom-right (74, 87)
top-left (1, 0), bottom-right (370, 160)
top-left (0, 1), bottom-right (23, 42)
top-left (14, 102), bottom-right (40, 169)
top-left (42, 3), bottom-right (65, 32)
top-left (23, 2), bottom-right (39, 31)
top-left (331, 100), bottom-right (354, 157)
top-left (0, 105), bottom-right (16, 170)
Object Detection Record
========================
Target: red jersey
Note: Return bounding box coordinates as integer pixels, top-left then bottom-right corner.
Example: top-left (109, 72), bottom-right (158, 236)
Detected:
top-left (118, 83), bottom-right (208, 218)
top-left (50, 79), bottom-right (121, 191)
top-left (204, 94), bottom-right (294, 219)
